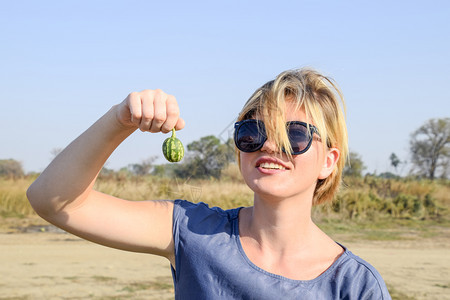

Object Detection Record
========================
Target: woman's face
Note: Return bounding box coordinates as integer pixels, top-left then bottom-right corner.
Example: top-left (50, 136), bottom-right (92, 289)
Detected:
top-left (239, 101), bottom-right (337, 203)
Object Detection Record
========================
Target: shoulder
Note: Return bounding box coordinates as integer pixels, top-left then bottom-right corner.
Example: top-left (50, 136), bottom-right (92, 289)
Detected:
top-left (172, 200), bottom-right (240, 234)
top-left (333, 246), bottom-right (391, 299)
top-left (173, 199), bottom-right (240, 219)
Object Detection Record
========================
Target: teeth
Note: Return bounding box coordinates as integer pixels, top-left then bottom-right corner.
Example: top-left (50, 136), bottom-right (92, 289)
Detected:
top-left (259, 162), bottom-right (286, 170)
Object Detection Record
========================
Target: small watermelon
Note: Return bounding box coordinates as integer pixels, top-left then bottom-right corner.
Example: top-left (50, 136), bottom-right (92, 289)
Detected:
top-left (162, 128), bottom-right (184, 163)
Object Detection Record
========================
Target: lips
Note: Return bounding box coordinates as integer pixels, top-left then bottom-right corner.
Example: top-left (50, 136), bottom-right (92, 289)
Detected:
top-left (255, 157), bottom-right (289, 171)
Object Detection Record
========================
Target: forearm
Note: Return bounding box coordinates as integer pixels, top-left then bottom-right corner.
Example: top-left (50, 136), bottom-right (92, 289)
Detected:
top-left (27, 105), bottom-right (136, 216)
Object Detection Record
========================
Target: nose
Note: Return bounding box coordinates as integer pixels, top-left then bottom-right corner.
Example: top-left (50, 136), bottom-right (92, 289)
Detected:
top-left (260, 138), bottom-right (280, 154)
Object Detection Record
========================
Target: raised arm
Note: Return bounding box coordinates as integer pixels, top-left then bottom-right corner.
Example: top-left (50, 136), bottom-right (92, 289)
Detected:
top-left (27, 89), bottom-right (184, 262)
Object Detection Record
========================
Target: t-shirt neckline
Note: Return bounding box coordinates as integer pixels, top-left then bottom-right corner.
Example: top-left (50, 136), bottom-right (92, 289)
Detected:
top-left (231, 207), bottom-right (348, 285)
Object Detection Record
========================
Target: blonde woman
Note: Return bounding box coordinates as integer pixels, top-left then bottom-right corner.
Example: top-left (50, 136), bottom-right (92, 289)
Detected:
top-left (27, 68), bottom-right (391, 299)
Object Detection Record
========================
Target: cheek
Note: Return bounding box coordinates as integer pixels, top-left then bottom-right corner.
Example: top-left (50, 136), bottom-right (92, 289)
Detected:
top-left (239, 152), bottom-right (253, 175)
top-left (293, 146), bottom-right (325, 176)
top-left (239, 154), bottom-right (256, 189)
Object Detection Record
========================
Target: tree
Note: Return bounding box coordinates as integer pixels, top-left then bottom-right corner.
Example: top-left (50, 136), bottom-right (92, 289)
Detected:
top-left (410, 118), bottom-right (450, 180)
top-left (389, 152), bottom-right (403, 175)
top-left (389, 153), bottom-right (400, 170)
top-left (343, 151), bottom-right (366, 177)
top-left (174, 135), bottom-right (233, 179)
top-left (152, 163), bottom-right (179, 178)
top-left (128, 156), bottom-right (157, 176)
top-left (0, 159), bottom-right (25, 179)
top-left (220, 138), bottom-right (237, 164)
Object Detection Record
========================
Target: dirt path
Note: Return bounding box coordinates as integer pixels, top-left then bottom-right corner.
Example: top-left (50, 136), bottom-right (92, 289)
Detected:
top-left (0, 232), bottom-right (173, 299)
top-left (1, 230), bottom-right (449, 299)
top-left (347, 238), bottom-right (450, 299)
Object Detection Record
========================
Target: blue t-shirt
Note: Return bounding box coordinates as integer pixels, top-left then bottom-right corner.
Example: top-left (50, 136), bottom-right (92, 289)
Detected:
top-left (171, 200), bottom-right (391, 299)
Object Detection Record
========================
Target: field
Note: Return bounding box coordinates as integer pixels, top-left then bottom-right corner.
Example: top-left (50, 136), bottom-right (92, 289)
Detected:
top-left (1, 172), bottom-right (449, 299)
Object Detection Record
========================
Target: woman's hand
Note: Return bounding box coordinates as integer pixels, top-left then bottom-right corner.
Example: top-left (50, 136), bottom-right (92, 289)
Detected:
top-left (115, 89), bottom-right (185, 133)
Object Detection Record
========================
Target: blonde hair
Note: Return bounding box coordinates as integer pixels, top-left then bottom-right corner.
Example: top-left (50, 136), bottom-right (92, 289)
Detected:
top-left (236, 68), bottom-right (348, 205)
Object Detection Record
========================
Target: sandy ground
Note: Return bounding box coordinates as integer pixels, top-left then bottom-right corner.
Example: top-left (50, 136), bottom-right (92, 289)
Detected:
top-left (1, 228), bottom-right (449, 299)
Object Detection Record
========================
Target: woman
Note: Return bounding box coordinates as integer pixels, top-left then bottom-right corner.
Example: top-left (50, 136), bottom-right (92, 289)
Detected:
top-left (27, 68), bottom-right (391, 299)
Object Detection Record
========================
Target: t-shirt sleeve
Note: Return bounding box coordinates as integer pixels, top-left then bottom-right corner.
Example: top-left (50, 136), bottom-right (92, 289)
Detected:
top-left (338, 251), bottom-right (392, 300)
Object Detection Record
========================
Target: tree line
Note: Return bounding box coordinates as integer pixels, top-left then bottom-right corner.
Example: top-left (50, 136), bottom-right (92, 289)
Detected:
top-left (344, 118), bottom-right (449, 179)
top-left (1, 118), bottom-right (449, 180)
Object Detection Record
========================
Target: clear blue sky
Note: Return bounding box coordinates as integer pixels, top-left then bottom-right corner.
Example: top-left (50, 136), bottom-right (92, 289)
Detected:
top-left (1, 0), bottom-right (449, 174)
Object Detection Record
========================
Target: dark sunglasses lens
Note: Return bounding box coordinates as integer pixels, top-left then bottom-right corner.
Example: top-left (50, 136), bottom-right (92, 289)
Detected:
top-left (236, 122), bottom-right (265, 152)
top-left (287, 123), bottom-right (311, 154)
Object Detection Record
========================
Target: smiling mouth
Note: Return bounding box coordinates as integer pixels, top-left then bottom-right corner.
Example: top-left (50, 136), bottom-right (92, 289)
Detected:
top-left (258, 162), bottom-right (286, 170)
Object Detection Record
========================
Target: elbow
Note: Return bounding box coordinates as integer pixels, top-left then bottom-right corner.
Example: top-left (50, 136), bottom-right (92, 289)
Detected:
top-left (26, 181), bottom-right (43, 215)
top-left (27, 178), bottom-right (81, 220)
top-left (26, 180), bottom-right (53, 218)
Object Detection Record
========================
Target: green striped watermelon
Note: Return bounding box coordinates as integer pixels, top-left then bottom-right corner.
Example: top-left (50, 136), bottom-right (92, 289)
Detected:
top-left (162, 128), bottom-right (184, 162)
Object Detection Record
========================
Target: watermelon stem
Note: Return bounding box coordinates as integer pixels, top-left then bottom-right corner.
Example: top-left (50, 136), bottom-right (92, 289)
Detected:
top-left (171, 128), bottom-right (176, 138)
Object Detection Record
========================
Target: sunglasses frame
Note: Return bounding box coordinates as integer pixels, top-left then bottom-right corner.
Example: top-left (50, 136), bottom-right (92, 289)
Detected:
top-left (234, 119), bottom-right (319, 155)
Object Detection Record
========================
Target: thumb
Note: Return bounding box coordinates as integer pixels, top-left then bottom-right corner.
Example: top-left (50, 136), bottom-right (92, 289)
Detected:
top-left (175, 118), bottom-right (185, 131)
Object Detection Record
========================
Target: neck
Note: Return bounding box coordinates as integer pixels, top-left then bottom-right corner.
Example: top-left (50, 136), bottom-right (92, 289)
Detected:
top-left (241, 193), bottom-right (318, 255)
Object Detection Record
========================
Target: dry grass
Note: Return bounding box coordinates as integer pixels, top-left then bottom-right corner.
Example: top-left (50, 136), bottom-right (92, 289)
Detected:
top-left (94, 175), bottom-right (254, 209)
top-left (1, 172), bottom-right (448, 234)
top-left (0, 177), bottom-right (35, 218)
top-left (434, 181), bottom-right (450, 206)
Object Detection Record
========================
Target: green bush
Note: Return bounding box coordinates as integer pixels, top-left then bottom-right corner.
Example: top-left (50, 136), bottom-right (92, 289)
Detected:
top-left (317, 176), bottom-right (447, 222)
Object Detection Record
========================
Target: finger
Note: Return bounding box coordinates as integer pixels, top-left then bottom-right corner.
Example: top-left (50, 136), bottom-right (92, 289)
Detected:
top-left (160, 94), bottom-right (180, 133)
top-left (128, 92), bottom-right (143, 127)
top-left (149, 89), bottom-right (167, 133)
top-left (175, 117), bottom-right (185, 131)
top-left (139, 90), bottom-right (155, 132)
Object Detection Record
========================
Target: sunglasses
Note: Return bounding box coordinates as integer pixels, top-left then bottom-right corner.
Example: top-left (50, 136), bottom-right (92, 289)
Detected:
top-left (234, 119), bottom-right (319, 155)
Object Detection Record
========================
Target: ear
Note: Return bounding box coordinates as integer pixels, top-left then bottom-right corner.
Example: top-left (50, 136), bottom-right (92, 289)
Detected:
top-left (318, 148), bottom-right (340, 180)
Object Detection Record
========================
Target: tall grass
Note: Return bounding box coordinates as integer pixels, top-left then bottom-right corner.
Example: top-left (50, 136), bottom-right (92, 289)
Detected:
top-left (0, 177), bottom-right (36, 217)
top-left (94, 176), bottom-right (254, 210)
top-left (1, 169), bottom-right (448, 226)
top-left (317, 175), bottom-right (448, 221)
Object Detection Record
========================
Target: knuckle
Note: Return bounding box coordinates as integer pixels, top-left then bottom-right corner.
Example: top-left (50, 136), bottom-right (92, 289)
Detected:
top-left (160, 126), bottom-right (172, 133)
top-left (167, 94), bottom-right (178, 104)
top-left (153, 89), bottom-right (165, 99)
top-left (166, 107), bottom-right (179, 118)
top-left (166, 98), bottom-right (180, 115)
top-left (132, 109), bottom-right (142, 119)
top-left (153, 114), bottom-right (166, 124)
top-left (128, 91), bottom-right (139, 102)
top-left (142, 110), bottom-right (154, 121)
top-left (142, 115), bottom-right (153, 122)
top-left (141, 89), bottom-right (154, 98)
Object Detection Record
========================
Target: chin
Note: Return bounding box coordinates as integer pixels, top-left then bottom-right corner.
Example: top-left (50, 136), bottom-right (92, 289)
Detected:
top-left (246, 178), bottom-right (292, 200)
